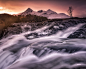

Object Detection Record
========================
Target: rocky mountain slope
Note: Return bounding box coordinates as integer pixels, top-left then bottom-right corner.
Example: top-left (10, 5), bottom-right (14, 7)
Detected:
top-left (20, 8), bottom-right (69, 19)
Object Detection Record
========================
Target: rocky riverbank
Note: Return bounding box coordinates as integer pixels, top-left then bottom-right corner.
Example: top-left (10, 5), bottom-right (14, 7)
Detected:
top-left (2, 18), bottom-right (86, 39)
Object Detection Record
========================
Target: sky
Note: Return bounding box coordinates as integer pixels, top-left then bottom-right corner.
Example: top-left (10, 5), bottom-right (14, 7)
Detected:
top-left (0, 0), bottom-right (86, 17)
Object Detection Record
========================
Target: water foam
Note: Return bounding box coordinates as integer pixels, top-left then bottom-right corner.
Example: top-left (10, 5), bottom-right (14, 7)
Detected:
top-left (0, 23), bottom-right (86, 69)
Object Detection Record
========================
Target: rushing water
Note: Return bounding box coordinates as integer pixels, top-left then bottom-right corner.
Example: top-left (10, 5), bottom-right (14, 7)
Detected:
top-left (0, 23), bottom-right (86, 69)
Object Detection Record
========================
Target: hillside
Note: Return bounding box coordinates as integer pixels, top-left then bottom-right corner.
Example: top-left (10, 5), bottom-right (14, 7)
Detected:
top-left (0, 14), bottom-right (48, 39)
top-left (1, 17), bottom-right (86, 39)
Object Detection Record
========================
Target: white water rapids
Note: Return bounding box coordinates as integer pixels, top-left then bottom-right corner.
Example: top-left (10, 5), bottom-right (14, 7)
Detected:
top-left (0, 23), bottom-right (86, 69)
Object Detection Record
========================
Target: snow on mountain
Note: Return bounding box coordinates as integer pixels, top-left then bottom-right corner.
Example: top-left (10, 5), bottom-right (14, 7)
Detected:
top-left (48, 13), bottom-right (70, 19)
top-left (21, 8), bottom-right (36, 16)
top-left (45, 9), bottom-right (57, 15)
top-left (25, 8), bottom-right (33, 12)
top-left (37, 10), bottom-right (44, 13)
top-left (20, 8), bottom-right (69, 19)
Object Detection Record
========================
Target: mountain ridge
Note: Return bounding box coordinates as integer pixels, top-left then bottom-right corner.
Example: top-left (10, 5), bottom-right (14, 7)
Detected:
top-left (24, 8), bottom-right (33, 13)
top-left (20, 8), bottom-right (70, 19)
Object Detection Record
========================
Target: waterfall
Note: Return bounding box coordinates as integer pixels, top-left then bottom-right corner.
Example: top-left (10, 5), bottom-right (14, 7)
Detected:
top-left (0, 23), bottom-right (86, 69)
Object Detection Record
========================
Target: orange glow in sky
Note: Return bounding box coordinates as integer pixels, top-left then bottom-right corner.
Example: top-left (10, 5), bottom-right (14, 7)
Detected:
top-left (0, 6), bottom-right (66, 15)
top-left (0, 0), bottom-right (86, 17)
top-left (0, 7), bottom-right (18, 15)
top-left (0, 7), bottom-right (3, 9)
top-left (0, 1), bottom-right (71, 15)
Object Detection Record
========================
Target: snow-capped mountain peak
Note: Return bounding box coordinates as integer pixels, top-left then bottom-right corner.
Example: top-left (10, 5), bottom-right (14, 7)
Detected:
top-left (20, 8), bottom-right (69, 19)
top-left (37, 10), bottom-right (44, 13)
top-left (47, 9), bottom-right (52, 11)
top-left (46, 9), bottom-right (57, 14)
top-left (25, 8), bottom-right (33, 13)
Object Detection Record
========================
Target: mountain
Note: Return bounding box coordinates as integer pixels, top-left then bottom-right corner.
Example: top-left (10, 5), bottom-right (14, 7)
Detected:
top-left (24, 8), bottom-right (33, 12)
top-left (21, 8), bottom-right (35, 15)
top-left (20, 8), bottom-right (69, 19)
top-left (46, 9), bottom-right (57, 14)
top-left (37, 10), bottom-right (44, 13)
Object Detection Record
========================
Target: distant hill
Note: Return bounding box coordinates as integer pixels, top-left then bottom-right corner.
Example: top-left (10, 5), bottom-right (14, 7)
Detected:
top-left (20, 8), bottom-right (70, 19)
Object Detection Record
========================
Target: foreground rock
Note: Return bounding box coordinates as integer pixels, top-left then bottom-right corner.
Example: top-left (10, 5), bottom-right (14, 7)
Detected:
top-left (2, 18), bottom-right (86, 39)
